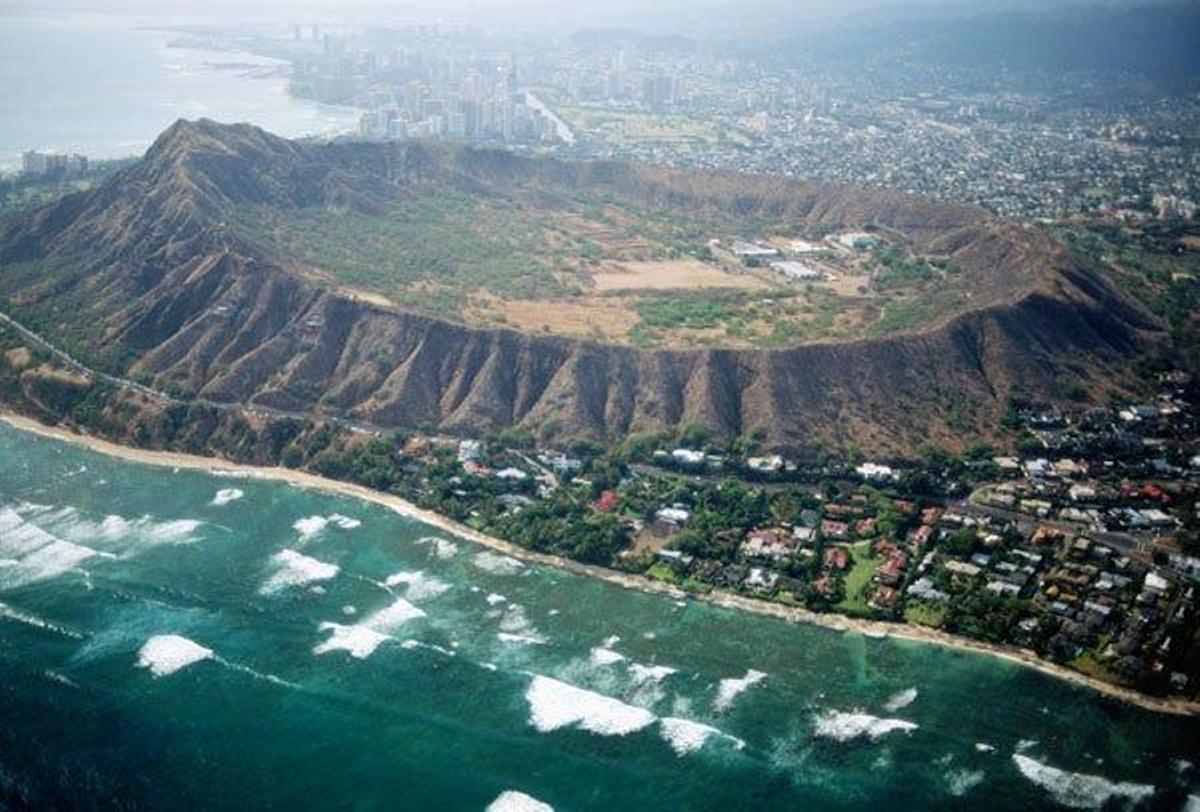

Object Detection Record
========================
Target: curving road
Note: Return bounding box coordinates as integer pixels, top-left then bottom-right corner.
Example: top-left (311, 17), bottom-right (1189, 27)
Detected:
top-left (0, 308), bottom-right (384, 437)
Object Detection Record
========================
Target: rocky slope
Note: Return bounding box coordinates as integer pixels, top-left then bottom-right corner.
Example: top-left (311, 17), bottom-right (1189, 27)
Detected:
top-left (0, 119), bottom-right (1164, 454)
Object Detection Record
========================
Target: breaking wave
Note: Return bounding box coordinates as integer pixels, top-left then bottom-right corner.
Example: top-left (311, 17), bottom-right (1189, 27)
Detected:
top-left (383, 570), bottom-right (450, 602)
top-left (526, 675), bottom-right (656, 736)
top-left (259, 550), bottom-right (340, 595)
top-left (590, 646), bottom-right (626, 666)
top-left (136, 634), bottom-right (214, 677)
top-left (946, 768), bottom-right (985, 797)
top-left (1012, 754), bottom-right (1155, 810)
top-left (210, 488), bottom-right (244, 506)
top-left (0, 507), bottom-right (107, 588)
top-left (474, 551), bottom-right (525, 575)
top-left (486, 790), bottom-right (553, 812)
top-left (293, 514), bottom-right (361, 540)
top-left (714, 669), bottom-right (767, 712)
top-left (313, 623), bottom-right (391, 659)
top-left (882, 687), bottom-right (918, 712)
top-left (415, 536), bottom-right (459, 560)
top-left (313, 598), bottom-right (427, 659)
top-left (811, 710), bottom-right (918, 742)
top-left (658, 717), bottom-right (743, 756)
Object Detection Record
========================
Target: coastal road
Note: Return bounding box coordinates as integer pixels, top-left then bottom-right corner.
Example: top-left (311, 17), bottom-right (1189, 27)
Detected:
top-left (955, 491), bottom-right (1162, 561)
top-left (0, 308), bottom-right (386, 438)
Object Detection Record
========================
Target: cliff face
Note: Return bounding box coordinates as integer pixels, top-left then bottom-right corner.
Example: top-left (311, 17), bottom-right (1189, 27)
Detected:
top-left (0, 119), bottom-right (1163, 454)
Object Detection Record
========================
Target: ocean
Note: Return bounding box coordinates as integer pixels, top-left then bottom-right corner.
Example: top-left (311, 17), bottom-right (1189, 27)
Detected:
top-left (0, 14), bottom-right (360, 172)
top-left (0, 422), bottom-right (1197, 810)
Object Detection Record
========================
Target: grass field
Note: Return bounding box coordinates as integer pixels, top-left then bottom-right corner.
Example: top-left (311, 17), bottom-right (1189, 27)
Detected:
top-left (234, 182), bottom-right (984, 349)
top-left (836, 541), bottom-right (883, 616)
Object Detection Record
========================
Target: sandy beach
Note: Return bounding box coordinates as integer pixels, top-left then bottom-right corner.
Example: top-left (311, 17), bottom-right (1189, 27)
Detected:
top-left (4, 411), bottom-right (1198, 718)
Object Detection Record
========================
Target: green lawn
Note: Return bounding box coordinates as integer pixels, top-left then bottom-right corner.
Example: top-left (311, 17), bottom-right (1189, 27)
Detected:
top-left (904, 602), bottom-right (947, 628)
top-left (836, 541), bottom-right (882, 616)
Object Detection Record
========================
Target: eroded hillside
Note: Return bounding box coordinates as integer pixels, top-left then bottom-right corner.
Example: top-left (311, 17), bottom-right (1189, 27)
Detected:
top-left (0, 119), bottom-right (1163, 453)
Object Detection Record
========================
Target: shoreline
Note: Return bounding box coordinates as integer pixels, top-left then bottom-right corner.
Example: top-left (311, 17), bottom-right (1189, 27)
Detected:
top-left (4, 412), bottom-right (1198, 718)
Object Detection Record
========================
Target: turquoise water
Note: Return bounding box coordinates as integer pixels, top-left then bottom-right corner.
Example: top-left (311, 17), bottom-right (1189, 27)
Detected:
top-left (0, 423), bottom-right (1197, 810)
top-left (0, 14), bottom-right (360, 172)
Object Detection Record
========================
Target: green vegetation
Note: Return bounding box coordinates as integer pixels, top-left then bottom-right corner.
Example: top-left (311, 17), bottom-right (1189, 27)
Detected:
top-left (836, 541), bottom-right (883, 616)
top-left (904, 602), bottom-right (947, 628)
top-left (1058, 221), bottom-right (1200, 369)
top-left (234, 193), bottom-right (570, 315)
top-left (0, 159), bottom-right (134, 218)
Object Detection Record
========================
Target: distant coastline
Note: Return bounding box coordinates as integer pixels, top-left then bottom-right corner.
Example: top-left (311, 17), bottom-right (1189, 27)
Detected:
top-left (4, 411), bottom-right (1197, 719)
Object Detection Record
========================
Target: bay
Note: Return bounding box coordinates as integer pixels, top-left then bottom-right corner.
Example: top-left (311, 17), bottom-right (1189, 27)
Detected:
top-left (0, 14), bottom-right (359, 172)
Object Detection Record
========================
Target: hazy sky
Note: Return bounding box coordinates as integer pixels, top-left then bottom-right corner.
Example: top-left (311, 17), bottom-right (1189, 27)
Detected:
top-left (0, 0), bottom-right (1167, 28)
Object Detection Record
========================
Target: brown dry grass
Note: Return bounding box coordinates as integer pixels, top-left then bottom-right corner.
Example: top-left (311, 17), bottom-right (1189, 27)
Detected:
top-left (588, 259), bottom-right (772, 292)
top-left (4, 347), bottom-right (32, 370)
top-left (467, 294), bottom-right (641, 342)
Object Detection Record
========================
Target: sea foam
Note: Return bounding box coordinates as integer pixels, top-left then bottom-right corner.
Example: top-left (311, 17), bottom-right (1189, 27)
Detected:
top-left (946, 768), bottom-right (985, 797)
top-left (259, 550), bottom-right (340, 595)
top-left (526, 675), bottom-right (656, 736)
top-left (383, 571), bottom-right (450, 601)
top-left (659, 717), bottom-right (723, 756)
top-left (590, 647), bottom-right (626, 666)
top-left (713, 669), bottom-right (767, 712)
top-left (882, 687), bottom-right (918, 712)
top-left (474, 551), bottom-right (525, 575)
top-left (136, 635), bottom-right (214, 677)
top-left (415, 536), bottom-right (459, 560)
top-left (313, 598), bottom-right (426, 659)
top-left (293, 514), bottom-right (361, 540)
top-left (629, 663), bottom-right (678, 684)
top-left (210, 488), bottom-right (244, 506)
top-left (1012, 754), bottom-right (1155, 810)
top-left (313, 623), bottom-right (391, 659)
top-left (812, 710), bottom-right (918, 742)
top-left (486, 790), bottom-right (553, 812)
top-left (0, 507), bottom-right (103, 587)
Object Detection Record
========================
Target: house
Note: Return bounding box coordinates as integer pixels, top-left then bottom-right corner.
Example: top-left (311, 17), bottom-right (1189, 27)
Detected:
top-left (790, 239), bottom-right (824, 253)
top-left (875, 551), bottom-right (908, 586)
top-left (1024, 458), bottom-right (1053, 479)
top-left (463, 460), bottom-right (491, 477)
top-left (654, 506), bottom-right (691, 533)
top-left (769, 260), bottom-right (823, 281)
top-left (593, 490), bottom-right (620, 513)
top-left (495, 467), bottom-right (528, 481)
top-left (824, 546), bottom-right (849, 571)
top-left (855, 462), bottom-right (897, 482)
top-left (908, 577), bottom-right (949, 602)
top-left (730, 240), bottom-right (779, 259)
top-left (821, 520), bottom-right (849, 540)
top-left (1141, 508), bottom-right (1176, 529)
top-left (746, 455), bottom-right (784, 474)
top-left (1143, 572), bottom-right (1170, 595)
top-left (993, 456), bottom-right (1021, 473)
top-left (837, 231), bottom-right (877, 251)
top-left (745, 567), bottom-right (780, 591)
top-left (1068, 483), bottom-right (1098, 502)
top-left (855, 517), bottom-right (878, 537)
top-left (671, 448), bottom-right (706, 466)
top-left (497, 494), bottom-right (532, 514)
top-left (457, 439), bottom-right (482, 463)
top-left (792, 526), bottom-right (816, 544)
top-left (540, 452), bottom-right (583, 475)
top-left (987, 580), bottom-right (1021, 597)
top-left (741, 529), bottom-right (796, 561)
top-left (945, 560), bottom-right (982, 578)
top-left (1054, 459), bottom-right (1087, 478)
top-left (870, 586), bottom-right (901, 609)
top-left (908, 525), bottom-right (934, 547)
